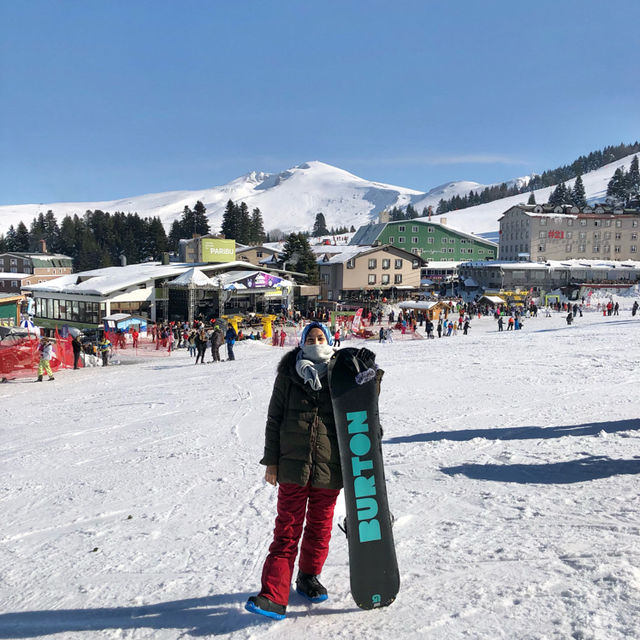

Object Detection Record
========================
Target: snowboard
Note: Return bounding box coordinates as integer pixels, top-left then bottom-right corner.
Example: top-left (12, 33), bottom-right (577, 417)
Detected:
top-left (328, 347), bottom-right (400, 610)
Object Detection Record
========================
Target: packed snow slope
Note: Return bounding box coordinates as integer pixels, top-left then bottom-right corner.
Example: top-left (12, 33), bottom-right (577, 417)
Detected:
top-left (2, 308), bottom-right (640, 639)
top-left (1, 154), bottom-right (636, 239)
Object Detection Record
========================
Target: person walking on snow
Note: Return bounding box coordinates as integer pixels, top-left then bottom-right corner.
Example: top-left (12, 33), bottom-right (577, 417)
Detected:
top-left (245, 322), bottom-right (347, 620)
top-left (225, 324), bottom-right (237, 360)
top-left (36, 337), bottom-right (56, 381)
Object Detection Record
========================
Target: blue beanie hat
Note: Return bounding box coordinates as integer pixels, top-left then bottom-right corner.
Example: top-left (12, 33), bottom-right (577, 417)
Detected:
top-left (299, 321), bottom-right (334, 346)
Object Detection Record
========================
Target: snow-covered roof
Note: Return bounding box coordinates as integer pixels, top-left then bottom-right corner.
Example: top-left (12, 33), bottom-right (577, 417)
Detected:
top-left (460, 259), bottom-right (640, 271)
top-left (480, 295), bottom-right (507, 304)
top-left (398, 300), bottom-right (443, 310)
top-left (0, 272), bottom-right (32, 279)
top-left (169, 267), bottom-right (218, 287)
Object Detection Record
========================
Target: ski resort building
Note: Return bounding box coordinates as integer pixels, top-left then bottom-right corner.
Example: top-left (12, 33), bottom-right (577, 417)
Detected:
top-left (457, 259), bottom-right (640, 295)
top-left (350, 219), bottom-right (497, 261)
top-left (24, 261), bottom-right (313, 329)
top-left (0, 247), bottom-right (73, 293)
top-left (315, 244), bottom-right (425, 304)
top-left (499, 204), bottom-right (640, 262)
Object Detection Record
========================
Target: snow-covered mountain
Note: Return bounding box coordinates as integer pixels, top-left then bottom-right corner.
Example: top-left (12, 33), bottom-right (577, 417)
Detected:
top-left (0, 155), bottom-right (635, 240)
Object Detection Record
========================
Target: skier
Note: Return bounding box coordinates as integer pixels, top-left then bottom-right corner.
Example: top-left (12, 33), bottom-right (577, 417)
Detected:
top-left (497, 316), bottom-right (504, 332)
top-left (246, 322), bottom-right (339, 620)
top-left (633, 301), bottom-right (639, 317)
top-left (36, 337), bottom-right (56, 381)
top-left (334, 329), bottom-right (341, 347)
top-left (566, 311), bottom-right (573, 325)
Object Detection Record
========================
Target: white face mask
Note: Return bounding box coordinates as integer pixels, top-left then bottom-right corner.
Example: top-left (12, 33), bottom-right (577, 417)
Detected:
top-left (301, 343), bottom-right (334, 363)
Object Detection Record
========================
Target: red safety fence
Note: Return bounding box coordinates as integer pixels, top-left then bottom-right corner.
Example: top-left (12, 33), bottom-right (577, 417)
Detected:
top-left (105, 332), bottom-right (172, 357)
top-left (0, 333), bottom-right (65, 381)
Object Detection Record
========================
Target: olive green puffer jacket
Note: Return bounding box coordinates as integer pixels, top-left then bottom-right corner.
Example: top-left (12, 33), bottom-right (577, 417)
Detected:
top-left (260, 347), bottom-right (342, 489)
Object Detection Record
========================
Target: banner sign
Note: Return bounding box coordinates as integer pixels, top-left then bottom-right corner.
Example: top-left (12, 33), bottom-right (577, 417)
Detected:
top-left (236, 272), bottom-right (284, 289)
top-left (201, 239), bottom-right (236, 263)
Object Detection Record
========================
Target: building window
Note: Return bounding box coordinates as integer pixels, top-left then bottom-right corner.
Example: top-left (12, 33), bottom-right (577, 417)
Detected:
top-left (321, 274), bottom-right (329, 283)
top-left (398, 237), bottom-right (405, 243)
top-left (632, 245), bottom-right (638, 253)
top-left (368, 259), bottom-right (377, 269)
top-left (538, 243), bottom-right (546, 252)
top-left (593, 244), bottom-right (600, 253)
top-left (388, 236), bottom-right (394, 243)
top-left (633, 220), bottom-right (638, 227)
top-left (441, 237), bottom-right (447, 243)
top-left (382, 258), bottom-right (390, 269)
top-left (616, 220), bottom-right (622, 227)
top-left (398, 225), bottom-right (406, 232)
top-left (616, 232), bottom-right (622, 240)
top-left (540, 218), bottom-right (547, 226)
top-left (579, 232), bottom-right (586, 240)
top-left (580, 219), bottom-right (587, 226)
top-left (603, 245), bottom-right (610, 253)
top-left (578, 244), bottom-right (585, 253)
top-left (428, 227), bottom-right (434, 233)
top-left (394, 274), bottom-right (402, 284)
top-left (394, 259), bottom-right (403, 269)
top-left (368, 274), bottom-right (376, 284)
top-left (567, 219), bottom-right (573, 226)
top-left (412, 226), bottom-right (419, 232)
top-left (604, 231), bottom-right (611, 239)
top-left (615, 245), bottom-right (622, 253)
top-left (604, 220), bottom-right (611, 227)
top-left (594, 220), bottom-right (601, 227)
top-left (632, 233), bottom-right (638, 240)
top-left (539, 231), bottom-right (545, 238)
top-left (567, 231), bottom-right (573, 239)
top-left (10, 258), bottom-right (17, 265)
top-left (346, 258), bottom-right (355, 269)
top-left (566, 244), bottom-right (572, 252)
top-left (256, 251), bottom-right (263, 258)
top-left (11, 280), bottom-right (18, 288)
top-left (593, 232), bottom-right (600, 240)
top-left (411, 237), bottom-right (418, 244)
top-left (427, 237), bottom-right (434, 244)
top-left (381, 274), bottom-right (390, 285)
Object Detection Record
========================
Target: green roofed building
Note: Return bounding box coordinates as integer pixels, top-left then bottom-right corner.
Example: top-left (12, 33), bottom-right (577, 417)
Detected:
top-left (350, 219), bottom-right (498, 262)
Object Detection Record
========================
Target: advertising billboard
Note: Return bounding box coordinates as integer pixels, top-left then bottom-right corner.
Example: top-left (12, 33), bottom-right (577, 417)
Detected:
top-left (201, 239), bottom-right (236, 263)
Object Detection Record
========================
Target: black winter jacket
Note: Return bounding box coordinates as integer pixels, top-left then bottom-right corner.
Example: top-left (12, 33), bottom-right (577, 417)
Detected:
top-left (261, 347), bottom-right (342, 490)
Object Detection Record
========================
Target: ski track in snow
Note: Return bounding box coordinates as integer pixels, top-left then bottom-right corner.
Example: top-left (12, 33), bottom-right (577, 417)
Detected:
top-left (1, 310), bottom-right (640, 639)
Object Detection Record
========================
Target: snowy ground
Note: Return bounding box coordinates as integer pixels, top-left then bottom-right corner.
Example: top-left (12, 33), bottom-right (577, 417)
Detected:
top-left (2, 308), bottom-right (640, 639)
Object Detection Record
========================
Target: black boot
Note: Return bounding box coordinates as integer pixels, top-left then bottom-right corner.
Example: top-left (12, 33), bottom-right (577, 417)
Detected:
top-left (245, 595), bottom-right (286, 620)
top-left (295, 571), bottom-right (328, 602)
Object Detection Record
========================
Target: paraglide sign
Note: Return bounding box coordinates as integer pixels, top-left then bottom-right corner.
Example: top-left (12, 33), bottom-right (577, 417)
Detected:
top-left (201, 239), bottom-right (236, 263)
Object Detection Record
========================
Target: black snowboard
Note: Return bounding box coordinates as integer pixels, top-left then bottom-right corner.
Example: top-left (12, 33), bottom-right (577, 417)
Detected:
top-left (328, 347), bottom-right (400, 610)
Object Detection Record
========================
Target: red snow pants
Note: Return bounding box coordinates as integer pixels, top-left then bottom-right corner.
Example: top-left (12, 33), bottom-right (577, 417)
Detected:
top-left (260, 481), bottom-right (340, 606)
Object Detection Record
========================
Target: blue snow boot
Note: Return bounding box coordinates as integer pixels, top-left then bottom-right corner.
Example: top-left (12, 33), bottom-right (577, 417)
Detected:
top-left (295, 571), bottom-right (328, 603)
top-left (245, 595), bottom-right (286, 620)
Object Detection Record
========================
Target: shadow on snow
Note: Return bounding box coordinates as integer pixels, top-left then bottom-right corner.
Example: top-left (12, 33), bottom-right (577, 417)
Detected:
top-left (0, 592), bottom-right (357, 638)
top-left (440, 455), bottom-right (640, 484)
top-left (384, 418), bottom-right (640, 445)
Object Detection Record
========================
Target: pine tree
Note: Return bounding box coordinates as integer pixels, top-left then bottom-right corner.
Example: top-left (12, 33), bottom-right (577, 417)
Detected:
top-left (5, 225), bottom-right (17, 252)
top-left (14, 221), bottom-right (30, 251)
top-left (237, 202), bottom-right (251, 244)
top-left (44, 210), bottom-right (61, 253)
top-left (281, 233), bottom-right (318, 283)
top-left (192, 200), bottom-right (211, 236)
top-left (571, 175), bottom-right (587, 208)
top-left (249, 208), bottom-right (265, 244)
top-left (527, 191), bottom-right (536, 205)
top-left (221, 199), bottom-right (238, 240)
top-left (626, 156), bottom-right (640, 202)
top-left (0, 234), bottom-right (7, 253)
top-left (145, 217), bottom-right (169, 259)
top-left (312, 213), bottom-right (329, 237)
top-left (406, 204), bottom-right (418, 219)
top-left (168, 219), bottom-right (182, 252)
top-left (607, 167), bottom-right (627, 201)
top-left (548, 182), bottom-right (569, 206)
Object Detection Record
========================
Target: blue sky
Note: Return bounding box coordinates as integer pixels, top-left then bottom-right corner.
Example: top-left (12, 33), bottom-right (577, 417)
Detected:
top-left (1, 0), bottom-right (639, 204)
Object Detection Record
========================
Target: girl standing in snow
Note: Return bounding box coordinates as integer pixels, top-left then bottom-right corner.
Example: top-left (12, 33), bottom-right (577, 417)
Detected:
top-left (246, 322), bottom-right (340, 620)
